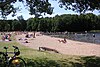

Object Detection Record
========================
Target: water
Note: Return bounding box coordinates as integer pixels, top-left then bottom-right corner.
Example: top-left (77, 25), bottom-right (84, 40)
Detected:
top-left (45, 32), bottom-right (100, 44)
top-left (77, 33), bottom-right (100, 44)
top-left (69, 32), bottom-right (100, 44)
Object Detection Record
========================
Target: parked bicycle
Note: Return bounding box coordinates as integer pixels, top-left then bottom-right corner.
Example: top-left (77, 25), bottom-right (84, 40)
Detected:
top-left (0, 46), bottom-right (26, 67)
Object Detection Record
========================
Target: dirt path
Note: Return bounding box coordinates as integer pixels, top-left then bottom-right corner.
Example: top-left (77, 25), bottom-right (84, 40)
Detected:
top-left (15, 32), bottom-right (100, 56)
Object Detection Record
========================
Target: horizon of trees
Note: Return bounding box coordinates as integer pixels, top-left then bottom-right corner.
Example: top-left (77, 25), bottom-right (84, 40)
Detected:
top-left (0, 13), bottom-right (100, 32)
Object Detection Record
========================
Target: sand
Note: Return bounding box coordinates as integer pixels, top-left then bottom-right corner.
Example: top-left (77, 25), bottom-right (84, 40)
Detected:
top-left (15, 32), bottom-right (100, 56)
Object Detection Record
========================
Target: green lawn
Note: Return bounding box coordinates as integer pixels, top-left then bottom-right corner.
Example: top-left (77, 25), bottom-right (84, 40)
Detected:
top-left (0, 33), bottom-right (100, 67)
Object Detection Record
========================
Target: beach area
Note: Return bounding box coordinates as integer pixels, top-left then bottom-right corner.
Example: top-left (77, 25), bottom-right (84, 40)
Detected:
top-left (15, 32), bottom-right (100, 56)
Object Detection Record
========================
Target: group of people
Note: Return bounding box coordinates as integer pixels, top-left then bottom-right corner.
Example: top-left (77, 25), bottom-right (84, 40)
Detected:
top-left (25, 34), bottom-right (33, 38)
top-left (1, 34), bottom-right (12, 41)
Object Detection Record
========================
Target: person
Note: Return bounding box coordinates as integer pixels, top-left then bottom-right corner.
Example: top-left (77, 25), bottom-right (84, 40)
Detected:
top-left (58, 37), bottom-right (67, 43)
top-left (25, 34), bottom-right (29, 38)
top-left (61, 37), bottom-right (67, 43)
top-left (25, 41), bottom-right (29, 43)
top-left (93, 34), bottom-right (95, 38)
top-left (7, 34), bottom-right (10, 40)
top-left (93, 34), bottom-right (95, 43)
top-left (1, 35), bottom-right (5, 41)
top-left (63, 37), bottom-right (67, 43)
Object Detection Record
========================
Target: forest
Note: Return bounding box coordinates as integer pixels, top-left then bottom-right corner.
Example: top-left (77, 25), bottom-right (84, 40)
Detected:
top-left (0, 13), bottom-right (100, 32)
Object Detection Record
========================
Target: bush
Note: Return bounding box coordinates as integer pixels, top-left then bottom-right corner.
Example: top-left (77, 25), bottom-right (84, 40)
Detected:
top-left (25, 56), bottom-right (100, 67)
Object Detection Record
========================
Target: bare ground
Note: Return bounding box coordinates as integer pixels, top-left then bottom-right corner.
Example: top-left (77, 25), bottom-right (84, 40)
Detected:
top-left (15, 32), bottom-right (100, 56)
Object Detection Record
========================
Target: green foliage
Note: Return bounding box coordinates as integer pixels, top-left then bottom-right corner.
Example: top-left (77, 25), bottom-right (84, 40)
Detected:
top-left (12, 20), bottom-right (21, 31)
top-left (26, 0), bottom-right (53, 17)
top-left (81, 56), bottom-right (100, 67)
top-left (32, 18), bottom-right (39, 31)
top-left (0, 0), bottom-right (100, 19)
top-left (0, 0), bottom-right (53, 19)
top-left (38, 18), bottom-right (49, 32)
top-left (0, 0), bottom-right (21, 19)
top-left (26, 18), bottom-right (33, 31)
top-left (0, 13), bottom-right (100, 32)
top-left (23, 56), bottom-right (100, 67)
top-left (59, 0), bottom-right (100, 13)
top-left (26, 58), bottom-right (59, 67)
top-left (5, 23), bottom-right (10, 31)
top-left (17, 15), bottom-right (27, 31)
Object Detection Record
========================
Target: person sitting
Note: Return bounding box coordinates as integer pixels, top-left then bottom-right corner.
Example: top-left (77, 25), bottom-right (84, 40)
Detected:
top-left (18, 38), bottom-right (22, 40)
top-left (1, 35), bottom-right (5, 41)
top-left (58, 38), bottom-right (67, 43)
top-left (25, 41), bottom-right (29, 43)
top-left (25, 34), bottom-right (30, 38)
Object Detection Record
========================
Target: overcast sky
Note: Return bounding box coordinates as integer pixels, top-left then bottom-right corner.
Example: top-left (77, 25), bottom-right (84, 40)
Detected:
top-left (4, 0), bottom-right (100, 20)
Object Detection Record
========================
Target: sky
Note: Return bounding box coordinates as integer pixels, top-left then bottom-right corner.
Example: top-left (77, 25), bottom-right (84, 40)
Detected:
top-left (5, 0), bottom-right (100, 20)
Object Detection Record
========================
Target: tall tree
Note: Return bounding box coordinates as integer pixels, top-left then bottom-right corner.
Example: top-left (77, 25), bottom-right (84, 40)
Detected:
top-left (17, 15), bottom-right (27, 31)
top-left (26, 18), bottom-right (33, 31)
top-left (5, 23), bottom-right (10, 31)
top-left (38, 18), bottom-right (48, 32)
top-left (12, 19), bottom-right (21, 31)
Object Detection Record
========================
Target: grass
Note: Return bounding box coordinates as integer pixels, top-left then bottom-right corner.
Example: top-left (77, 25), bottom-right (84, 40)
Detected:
top-left (0, 33), bottom-right (100, 67)
top-left (0, 37), bottom-right (82, 67)
top-left (90, 30), bottom-right (100, 32)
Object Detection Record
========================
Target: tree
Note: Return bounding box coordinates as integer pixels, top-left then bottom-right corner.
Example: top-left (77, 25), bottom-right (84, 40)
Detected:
top-left (84, 13), bottom-right (97, 30)
top-left (0, 0), bottom-right (18, 19)
top-left (31, 18), bottom-right (39, 31)
top-left (26, 18), bottom-right (33, 31)
top-left (12, 20), bottom-right (21, 31)
top-left (0, 13), bottom-right (100, 32)
top-left (45, 17), bottom-right (52, 32)
top-left (59, 0), bottom-right (100, 13)
top-left (5, 23), bottom-right (10, 31)
top-left (38, 18), bottom-right (48, 32)
top-left (0, 0), bottom-right (99, 19)
top-left (17, 15), bottom-right (27, 31)
top-left (0, 0), bottom-right (53, 19)
top-left (96, 15), bottom-right (100, 29)
top-left (0, 20), bottom-right (5, 31)
top-left (25, 0), bottom-right (53, 37)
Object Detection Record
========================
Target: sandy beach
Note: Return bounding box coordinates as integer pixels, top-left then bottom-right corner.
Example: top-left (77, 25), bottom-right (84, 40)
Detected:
top-left (15, 32), bottom-right (100, 56)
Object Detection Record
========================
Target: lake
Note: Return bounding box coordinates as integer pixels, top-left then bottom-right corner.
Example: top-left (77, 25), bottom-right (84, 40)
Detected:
top-left (44, 32), bottom-right (100, 44)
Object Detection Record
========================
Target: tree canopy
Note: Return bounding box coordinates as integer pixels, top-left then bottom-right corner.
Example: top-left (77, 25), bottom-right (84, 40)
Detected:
top-left (0, 13), bottom-right (100, 32)
top-left (0, 0), bottom-right (53, 18)
top-left (0, 0), bottom-right (100, 19)
top-left (59, 0), bottom-right (100, 13)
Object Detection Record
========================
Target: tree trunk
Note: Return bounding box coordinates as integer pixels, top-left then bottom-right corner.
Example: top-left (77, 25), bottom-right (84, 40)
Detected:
top-left (33, 31), bottom-right (35, 38)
